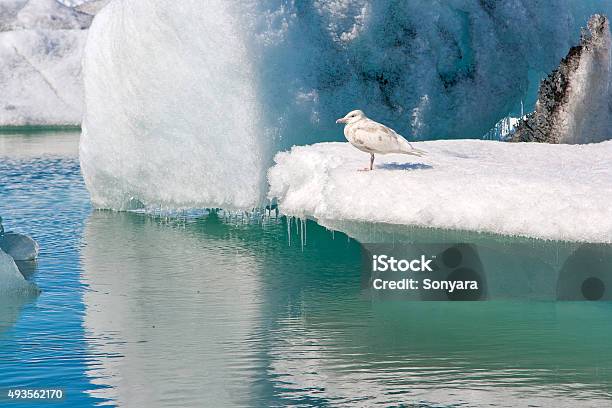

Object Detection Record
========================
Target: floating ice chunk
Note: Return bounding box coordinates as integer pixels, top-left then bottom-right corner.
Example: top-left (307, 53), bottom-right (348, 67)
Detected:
top-left (268, 141), bottom-right (612, 243)
top-left (0, 233), bottom-right (39, 261)
top-left (0, 249), bottom-right (37, 293)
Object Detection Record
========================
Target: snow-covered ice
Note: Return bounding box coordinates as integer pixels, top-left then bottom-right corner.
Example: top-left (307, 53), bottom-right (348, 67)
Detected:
top-left (79, 0), bottom-right (612, 210)
top-left (268, 140), bottom-right (612, 243)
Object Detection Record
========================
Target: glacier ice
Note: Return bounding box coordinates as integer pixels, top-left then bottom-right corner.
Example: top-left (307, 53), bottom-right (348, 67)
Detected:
top-left (80, 0), bottom-right (612, 210)
top-left (55, 0), bottom-right (110, 16)
top-left (268, 141), bottom-right (612, 243)
top-left (0, 0), bottom-right (92, 30)
top-left (0, 0), bottom-right (103, 127)
top-left (0, 28), bottom-right (87, 126)
top-left (80, 0), bottom-right (265, 210)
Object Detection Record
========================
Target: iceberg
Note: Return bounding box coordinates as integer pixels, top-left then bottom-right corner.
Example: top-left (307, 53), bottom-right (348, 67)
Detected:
top-left (80, 0), bottom-right (612, 210)
top-left (268, 141), bottom-right (612, 243)
top-left (81, 0), bottom-right (264, 210)
top-left (0, 0), bottom-right (103, 127)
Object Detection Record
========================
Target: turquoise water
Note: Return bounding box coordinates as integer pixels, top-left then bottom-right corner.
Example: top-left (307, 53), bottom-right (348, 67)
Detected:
top-left (1, 131), bottom-right (612, 407)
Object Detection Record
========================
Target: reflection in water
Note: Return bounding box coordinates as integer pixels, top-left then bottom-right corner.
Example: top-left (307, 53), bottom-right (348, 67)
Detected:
top-left (81, 212), bottom-right (612, 407)
top-left (0, 294), bottom-right (37, 335)
top-left (0, 130), bottom-right (79, 158)
top-left (81, 212), bottom-right (265, 406)
top-left (268, 301), bottom-right (612, 407)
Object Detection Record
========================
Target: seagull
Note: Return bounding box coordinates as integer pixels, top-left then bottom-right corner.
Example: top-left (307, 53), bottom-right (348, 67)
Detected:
top-left (336, 110), bottom-right (425, 171)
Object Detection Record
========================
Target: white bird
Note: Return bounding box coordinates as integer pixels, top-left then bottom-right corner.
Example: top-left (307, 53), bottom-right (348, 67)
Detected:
top-left (336, 110), bottom-right (425, 171)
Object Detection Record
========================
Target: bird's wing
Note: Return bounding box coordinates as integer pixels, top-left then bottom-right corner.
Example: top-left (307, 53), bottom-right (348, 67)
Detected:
top-left (352, 120), bottom-right (407, 153)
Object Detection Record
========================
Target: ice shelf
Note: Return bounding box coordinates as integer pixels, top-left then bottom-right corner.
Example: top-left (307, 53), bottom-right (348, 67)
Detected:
top-left (268, 140), bottom-right (612, 243)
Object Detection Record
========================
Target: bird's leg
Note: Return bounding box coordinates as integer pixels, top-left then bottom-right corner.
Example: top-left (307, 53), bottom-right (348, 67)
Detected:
top-left (358, 153), bottom-right (375, 171)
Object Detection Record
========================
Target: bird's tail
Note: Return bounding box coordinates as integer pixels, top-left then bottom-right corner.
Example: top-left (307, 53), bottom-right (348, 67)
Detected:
top-left (405, 147), bottom-right (426, 157)
top-left (399, 138), bottom-right (426, 156)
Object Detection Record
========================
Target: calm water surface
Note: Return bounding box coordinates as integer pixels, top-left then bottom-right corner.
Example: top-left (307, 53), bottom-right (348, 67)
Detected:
top-left (0, 131), bottom-right (611, 407)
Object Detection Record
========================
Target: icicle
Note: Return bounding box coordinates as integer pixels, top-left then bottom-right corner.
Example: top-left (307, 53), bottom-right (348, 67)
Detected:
top-left (300, 218), bottom-right (305, 251)
top-left (287, 216), bottom-right (291, 246)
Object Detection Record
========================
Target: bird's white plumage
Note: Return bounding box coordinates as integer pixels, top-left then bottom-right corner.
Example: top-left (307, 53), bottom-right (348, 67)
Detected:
top-left (337, 110), bottom-right (424, 157)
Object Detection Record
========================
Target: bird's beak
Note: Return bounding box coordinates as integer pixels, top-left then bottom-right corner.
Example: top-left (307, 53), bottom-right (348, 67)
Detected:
top-left (336, 117), bottom-right (347, 124)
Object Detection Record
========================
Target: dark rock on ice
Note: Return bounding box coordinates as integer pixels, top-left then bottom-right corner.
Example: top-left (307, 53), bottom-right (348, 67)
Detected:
top-left (511, 14), bottom-right (612, 144)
